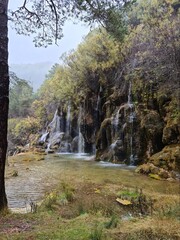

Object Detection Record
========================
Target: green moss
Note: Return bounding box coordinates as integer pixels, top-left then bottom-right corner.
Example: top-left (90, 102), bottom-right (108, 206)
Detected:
top-left (149, 174), bottom-right (162, 180)
top-left (117, 189), bottom-right (140, 199)
top-left (149, 145), bottom-right (180, 171)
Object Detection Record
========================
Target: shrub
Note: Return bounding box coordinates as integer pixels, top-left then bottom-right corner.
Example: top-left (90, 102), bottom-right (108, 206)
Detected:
top-left (8, 117), bottom-right (40, 145)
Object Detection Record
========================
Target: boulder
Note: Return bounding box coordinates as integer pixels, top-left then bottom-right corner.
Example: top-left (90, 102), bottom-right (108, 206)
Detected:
top-left (149, 144), bottom-right (180, 171)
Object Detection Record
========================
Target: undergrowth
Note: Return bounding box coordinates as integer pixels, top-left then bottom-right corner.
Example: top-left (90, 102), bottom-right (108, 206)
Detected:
top-left (1, 181), bottom-right (179, 240)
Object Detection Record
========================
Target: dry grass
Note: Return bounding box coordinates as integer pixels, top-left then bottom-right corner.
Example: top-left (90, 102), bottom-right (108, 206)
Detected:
top-left (2, 152), bottom-right (180, 239)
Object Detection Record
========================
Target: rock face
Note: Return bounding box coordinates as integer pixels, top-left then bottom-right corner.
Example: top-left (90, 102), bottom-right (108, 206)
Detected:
top-left (37, 72), bottom-right (179, 174)
top-left (78, 76), bottom-right (179, 172)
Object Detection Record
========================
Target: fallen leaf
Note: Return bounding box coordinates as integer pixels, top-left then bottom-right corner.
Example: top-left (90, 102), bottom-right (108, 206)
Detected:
top-left (116, 198), bottom-right (132, 205)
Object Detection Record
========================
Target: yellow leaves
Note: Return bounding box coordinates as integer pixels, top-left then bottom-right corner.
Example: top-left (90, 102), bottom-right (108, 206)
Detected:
top-left (37, 28), bottom-right (124, 107)
top-left (131, 0), bottom-right (175, 28)
top-left (9, 117), bottom-right (40, 138)
top-left (48, 191), bottom-right (58, 200)
top-left (94, 188), bottom-right (101, 194)
top-left (75, 28), bottom-right (122, 72)
top-left (116, 198), bottom-right (132, 205)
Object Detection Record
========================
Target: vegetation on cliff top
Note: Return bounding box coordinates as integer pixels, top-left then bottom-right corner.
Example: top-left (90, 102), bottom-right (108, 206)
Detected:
top-left (8, 0), bottom-right (179, 169)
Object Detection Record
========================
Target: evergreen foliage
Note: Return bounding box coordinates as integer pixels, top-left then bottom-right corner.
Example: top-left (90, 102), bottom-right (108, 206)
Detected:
top-left (9, 72), bottom-right (34, 118)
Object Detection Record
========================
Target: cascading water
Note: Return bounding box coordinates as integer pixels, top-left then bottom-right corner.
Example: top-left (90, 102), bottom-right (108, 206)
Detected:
top-left (127, 82), bottom-right (132, 105)
top-left (38, 107), bottom-right (73, 153)
top-left (45, 109), bottom-right (64, 153)
top-left (49, 109), bottom-right (61, 133)
top-left (110, 81), bottom-right (136, 164)
top-left (66, 103), bottom-right (71, 136)
top-left (39, 110), bottom-right (61, 146)
top-left (39, 132), bottom-right (49, 143)
top-left (127, 82), bottom-right (135, 165)
top-left (78, 105), bottom-right (85, 154)
top-left (112, 108), bottom-right (120, 135)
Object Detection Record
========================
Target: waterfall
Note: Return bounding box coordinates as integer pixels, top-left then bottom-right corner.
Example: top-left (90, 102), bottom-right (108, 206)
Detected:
top-left (112, 108), bottom-right (120, 134)
top-left (46, 143), bottom-right (51, 153)
top-left (48, 110), bottom-right (61, 133)
top-left (96, 86), bottom-right (102, 111)
top-left (38, 109), bottom-right (70, 153)
top-left (78, 105), bottom-right (85, 154)
top-left (109, 82), bottom-right (136, 165)
top-left (128, 82), bottom-right (132, 105)
top-left (45, 109), bottom-right (63, 153)
top-left (39, 110), bottom-right (61, 145)
top-left (127, 82), bottom-right (135, 165)
top-left (39, 132), bottom-right (49, 143)
top-left (92, 143), bottom-right (96, 155)
top-left (96, 93), bottom-right (100, 111)
top-left (96, 85), bottom-right (103, 122)
top-left (66, 103), bottom-right (71, 136)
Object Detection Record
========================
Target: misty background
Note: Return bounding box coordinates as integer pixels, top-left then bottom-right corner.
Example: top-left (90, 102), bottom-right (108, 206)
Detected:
top-left (8, 0), bottom-right (90, 91)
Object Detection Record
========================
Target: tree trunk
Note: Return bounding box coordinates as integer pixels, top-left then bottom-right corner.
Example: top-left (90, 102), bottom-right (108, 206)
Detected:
top-left (0, 0), bottom-right (9, 211)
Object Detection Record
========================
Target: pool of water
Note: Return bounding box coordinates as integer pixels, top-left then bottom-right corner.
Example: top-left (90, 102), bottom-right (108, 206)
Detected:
top-left (5, 153), bottom-right (179, 212)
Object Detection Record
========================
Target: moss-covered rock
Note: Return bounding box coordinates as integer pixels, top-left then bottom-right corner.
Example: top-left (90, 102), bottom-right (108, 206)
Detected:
top-left (96, 118), bottom-right (112, 151)
top-left (149, 144), bottom-right (180, 171)
top-left (136, 110), bottom-right (164, 159)
top-left (135, 162), bottom-right (177, 180)
top-left (162, 118), bottom-right (180, 145)
top-left (135, 163), bottom-right (159, 175)
top-left (140, 110), bottom-right (164, 141)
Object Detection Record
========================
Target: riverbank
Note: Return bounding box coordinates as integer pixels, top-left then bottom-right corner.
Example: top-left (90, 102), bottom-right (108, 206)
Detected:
top-left (1, 152), bottom-right (180, 239)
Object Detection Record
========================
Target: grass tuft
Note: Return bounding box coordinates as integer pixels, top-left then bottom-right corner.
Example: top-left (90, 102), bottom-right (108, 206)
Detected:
top-left (89, 224), bottom-right (103, 240)
top-left (104, 215), bottom-right (119, 229)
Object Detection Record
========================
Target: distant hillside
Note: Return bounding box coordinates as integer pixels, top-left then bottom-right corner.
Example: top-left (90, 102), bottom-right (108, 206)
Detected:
top-left (9, 62), bottom-right (54, 92)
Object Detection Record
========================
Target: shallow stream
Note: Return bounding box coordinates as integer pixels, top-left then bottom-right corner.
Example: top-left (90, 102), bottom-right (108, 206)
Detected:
top-left (5, 153), bottom-right (179, 213)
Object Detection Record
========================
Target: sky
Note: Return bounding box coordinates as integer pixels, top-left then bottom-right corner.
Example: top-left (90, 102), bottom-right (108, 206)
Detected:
top-left (8, 1), bottom-right (90, 64)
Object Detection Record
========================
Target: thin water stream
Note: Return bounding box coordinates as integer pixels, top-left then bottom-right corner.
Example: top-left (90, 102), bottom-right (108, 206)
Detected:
top-left (5, 154), bottom-right (179, 213)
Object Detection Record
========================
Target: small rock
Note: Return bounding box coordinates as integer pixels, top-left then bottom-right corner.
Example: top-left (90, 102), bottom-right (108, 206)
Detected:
top-left (158, 169), bottom-right (169, 179)
top-left (12, 170), bottom-right (18, 177)
top-left (167, 178), bottom-right (175, 182)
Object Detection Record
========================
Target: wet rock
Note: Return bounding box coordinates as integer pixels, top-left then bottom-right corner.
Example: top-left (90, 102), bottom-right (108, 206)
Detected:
top-left (162, 119), bottom-right (180, 145)
top-left (158, 94), bottom-right (171, 116)
top-left (96, 118), bottom-right (112, 151)
top-left (46, 149), bottom-right (55, 154)
top-left (71, 136), bottom-right (79, 152)
top-left (59, 141), bottom-right (72, 153)
top-left (140, 110), bottom-right (164, 155)
top-left (48, 132), bottom-right (65, 149)
top-left (38, 132), bottom-right (49, 145)
top-left (109, 140), bottom-right (126, 162)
